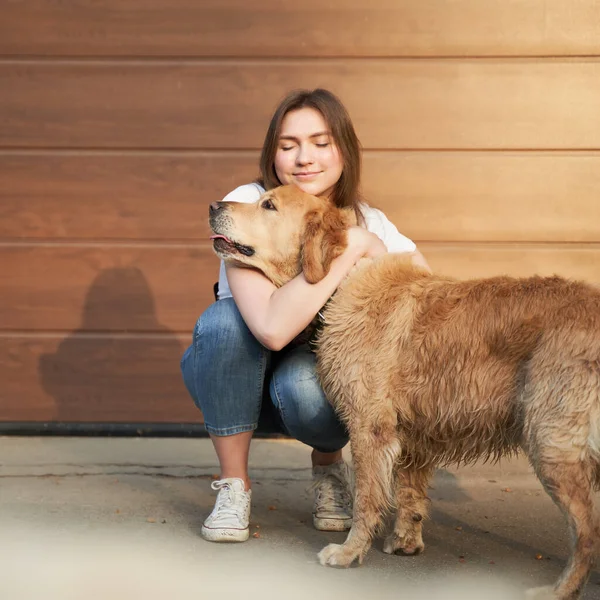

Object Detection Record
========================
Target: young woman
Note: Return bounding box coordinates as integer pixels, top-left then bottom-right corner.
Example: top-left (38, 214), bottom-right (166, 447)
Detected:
top-left (181, 88), bottom-right (429, 542)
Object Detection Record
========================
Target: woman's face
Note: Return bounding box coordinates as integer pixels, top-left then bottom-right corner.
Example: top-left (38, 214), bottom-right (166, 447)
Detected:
top-left (274, 107), bottom-right (344, 198)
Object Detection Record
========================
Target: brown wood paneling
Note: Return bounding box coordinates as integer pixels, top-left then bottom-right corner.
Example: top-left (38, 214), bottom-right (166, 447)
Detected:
top-left (3, 60), bottom-right (600, 150)
top-left (2, 243), bottom-right (599, 334)
top-left (0, 151), bottom-right (258, 240)
top-left (0, 245), bottom-right (218, 333)
top-left (421, 242), bottom-right (600, 282)
top-left (363, 152), bottom-right (600, 243)
top-left (1, 1), bottom-right (599, 57)
top-left (3, 151), bottom-right (600, 243)
top-left (0, 334), bottom-right (200, 422)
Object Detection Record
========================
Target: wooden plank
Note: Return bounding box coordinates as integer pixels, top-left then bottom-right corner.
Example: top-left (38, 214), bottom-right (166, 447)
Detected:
top-left (420, 242), bottom-right (600, 283)
top-left (0, 334), bottom-right (201, 423)
top-left (0, 245), bottom-right (219, 333)
top-left (2, 151), bottom-right (600, 243)
top-left (2, 60), bottom-right (600, 150)
top-left (1, 243), bottom-right (599, 334)
top-left (1, 1), bottom-right (599, 57)
top-left (0, 151), bottom-right (258, 241)
top-left (362, 151), bottom-right (600, 243)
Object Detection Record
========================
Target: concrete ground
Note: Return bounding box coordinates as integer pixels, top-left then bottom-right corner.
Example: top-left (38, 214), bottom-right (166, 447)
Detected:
top-left (1, 436), bottom-right (599, 600)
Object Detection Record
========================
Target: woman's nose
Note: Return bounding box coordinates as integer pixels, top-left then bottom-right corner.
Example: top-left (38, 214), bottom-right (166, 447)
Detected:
top-left (296, 144), bottom-right (314, 165)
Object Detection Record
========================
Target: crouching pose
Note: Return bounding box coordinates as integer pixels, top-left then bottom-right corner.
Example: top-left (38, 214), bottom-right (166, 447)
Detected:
top-left (182, 89), bottom-right (427, 543)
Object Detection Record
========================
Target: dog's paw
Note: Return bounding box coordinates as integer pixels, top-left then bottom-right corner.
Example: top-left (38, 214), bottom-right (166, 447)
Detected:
top-left (382, 530), bottom-right (424, 556)
top-left (317, 543), bottom-right (363, 568)
top-left (525, 586), bottom-right (557, 600)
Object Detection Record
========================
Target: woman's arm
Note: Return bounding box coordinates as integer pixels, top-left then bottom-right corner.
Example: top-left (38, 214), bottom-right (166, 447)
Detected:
top-left (228, 227), bottom-right (387, 351)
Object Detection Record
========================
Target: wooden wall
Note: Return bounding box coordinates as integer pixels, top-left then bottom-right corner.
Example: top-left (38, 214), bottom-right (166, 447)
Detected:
top-left (1, 1), bottom-right (600, 425)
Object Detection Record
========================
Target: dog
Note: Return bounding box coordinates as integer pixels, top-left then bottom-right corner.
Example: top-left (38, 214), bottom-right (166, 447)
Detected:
top-left (209, 184), bottom-right (600, 600)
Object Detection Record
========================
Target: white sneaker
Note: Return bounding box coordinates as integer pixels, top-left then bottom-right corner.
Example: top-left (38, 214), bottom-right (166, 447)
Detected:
top-left (201, 478), bottom-right (251, 542)
top-left (311, 461), bottom-right (353, 531)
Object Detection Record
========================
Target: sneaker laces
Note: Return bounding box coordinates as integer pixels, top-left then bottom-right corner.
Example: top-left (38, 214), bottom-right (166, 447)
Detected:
top-left (210, 480), bottom-right (248, 521)
top-left (310, 469), bottom-right (352, 515)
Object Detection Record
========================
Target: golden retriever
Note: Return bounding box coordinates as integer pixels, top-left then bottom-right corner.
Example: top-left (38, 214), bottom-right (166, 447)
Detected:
top-left (209, 184), bottom-right (600, 600)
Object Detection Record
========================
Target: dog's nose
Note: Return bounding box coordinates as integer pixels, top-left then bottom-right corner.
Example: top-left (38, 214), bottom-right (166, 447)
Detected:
top-left (209, 202), bottom-right (226, 216)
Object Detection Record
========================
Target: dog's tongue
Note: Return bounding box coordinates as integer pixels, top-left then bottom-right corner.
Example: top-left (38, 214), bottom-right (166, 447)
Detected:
top-left (210, 234), bottom-right (233, 243)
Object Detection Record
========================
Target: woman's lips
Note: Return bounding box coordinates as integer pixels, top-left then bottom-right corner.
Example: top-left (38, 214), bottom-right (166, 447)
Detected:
top-left (293, 172), bottom-right (321, 181)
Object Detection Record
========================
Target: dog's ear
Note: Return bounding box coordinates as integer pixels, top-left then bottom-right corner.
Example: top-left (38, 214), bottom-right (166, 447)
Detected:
top-left (300, 207), bottom-right (350, 283)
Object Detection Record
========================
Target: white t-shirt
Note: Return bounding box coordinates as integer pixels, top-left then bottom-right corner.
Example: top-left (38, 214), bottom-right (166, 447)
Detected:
top-left (215, 183), bottom-right (417, 300)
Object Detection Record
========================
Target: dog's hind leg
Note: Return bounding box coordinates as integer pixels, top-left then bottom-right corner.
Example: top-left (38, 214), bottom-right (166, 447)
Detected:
top-left (318, 419), bottom-right (400, 568)
top-left (383, 465), bottom-right (434, 556)
top-left (524, 362), bottom-right (600, 600)
top-left (526, 456), bottom-right (599, 600)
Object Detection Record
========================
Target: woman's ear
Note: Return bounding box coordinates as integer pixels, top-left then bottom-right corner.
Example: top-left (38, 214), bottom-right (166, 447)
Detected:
top-left (300, 207), bottom-right (349, 283)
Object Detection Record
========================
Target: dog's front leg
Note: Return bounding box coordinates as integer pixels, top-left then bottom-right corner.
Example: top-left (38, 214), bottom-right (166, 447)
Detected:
top-left (318, 428), bottom-right (400, 568)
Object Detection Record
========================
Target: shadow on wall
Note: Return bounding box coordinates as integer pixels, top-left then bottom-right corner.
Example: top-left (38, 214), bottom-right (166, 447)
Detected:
top-left (38, 267), bottom-right (197, 425)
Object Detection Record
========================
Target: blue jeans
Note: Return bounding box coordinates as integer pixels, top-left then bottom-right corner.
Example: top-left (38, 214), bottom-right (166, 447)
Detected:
top-left (180, 298), bottom-right (348, 453)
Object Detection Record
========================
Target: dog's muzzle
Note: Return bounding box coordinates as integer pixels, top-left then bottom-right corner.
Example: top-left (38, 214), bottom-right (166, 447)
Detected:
top-left (208, 202), bottom-right (255, 257)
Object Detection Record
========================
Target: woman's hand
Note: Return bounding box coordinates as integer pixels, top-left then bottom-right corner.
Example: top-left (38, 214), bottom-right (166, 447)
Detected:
top-left (345, 226), bottom-right (388, 260)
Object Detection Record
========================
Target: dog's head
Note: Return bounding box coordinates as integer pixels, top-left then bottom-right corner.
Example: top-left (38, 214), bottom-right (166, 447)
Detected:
top-left (209, 185), bottom-right (357, 287)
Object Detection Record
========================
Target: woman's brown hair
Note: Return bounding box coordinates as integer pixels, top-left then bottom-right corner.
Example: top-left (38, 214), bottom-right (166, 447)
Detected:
top-left (257, 88), bottom-right (364, 223)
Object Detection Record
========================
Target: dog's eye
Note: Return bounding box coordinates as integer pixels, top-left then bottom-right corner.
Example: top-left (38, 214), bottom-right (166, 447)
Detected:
top-left (261, 199), bottom-right (277, 211)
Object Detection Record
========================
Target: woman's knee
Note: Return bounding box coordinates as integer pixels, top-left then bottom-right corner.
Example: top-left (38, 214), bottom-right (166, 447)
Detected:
top-left (188, 299), bottom-right (268, 369)
top-left (181, 298), bottom-right (269, 414)
top-left (192, 298), bottom-right (251, 347)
